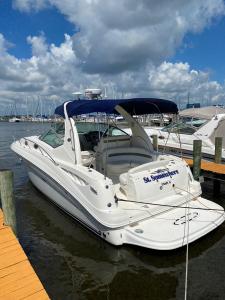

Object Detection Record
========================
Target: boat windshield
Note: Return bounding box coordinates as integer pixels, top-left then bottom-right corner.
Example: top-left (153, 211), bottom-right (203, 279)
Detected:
top-left (180, 117), bottom-right (208, 128)
top-left (161, 122), bottom-right (197, 135)
top-left (39, 122), bottom-right (65, 148)
top-left (39, 121), bottom-right (128, 150)
top-left (77, 122), bottom-right (128, 151)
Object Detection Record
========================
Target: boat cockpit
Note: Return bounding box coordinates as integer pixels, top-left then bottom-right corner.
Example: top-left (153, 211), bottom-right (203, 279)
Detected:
top-left (39, 121), bottom-right (154, 183)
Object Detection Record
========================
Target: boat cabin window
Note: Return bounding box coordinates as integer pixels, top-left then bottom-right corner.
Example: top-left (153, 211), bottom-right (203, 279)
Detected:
top-left (39, 123), bottom-right (65, 148)
top-left (161, 123), bottom-right (197, 135)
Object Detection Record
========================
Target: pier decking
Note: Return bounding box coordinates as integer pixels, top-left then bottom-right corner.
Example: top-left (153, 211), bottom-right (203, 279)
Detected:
top-left (184, 158), bottom-right (225, 175)
top-left (0, 209), bottom-right (49, 300)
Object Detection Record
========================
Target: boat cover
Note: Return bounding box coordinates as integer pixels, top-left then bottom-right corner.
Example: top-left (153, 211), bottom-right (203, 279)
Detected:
top-left (180, 106), bottom-right (225, 120)
top-left (55, 98), bottom-right (178, 118)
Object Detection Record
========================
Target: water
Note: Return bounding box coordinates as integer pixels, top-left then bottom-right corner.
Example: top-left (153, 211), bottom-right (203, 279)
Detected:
top-left (1, 121), bottom-right (225, 300)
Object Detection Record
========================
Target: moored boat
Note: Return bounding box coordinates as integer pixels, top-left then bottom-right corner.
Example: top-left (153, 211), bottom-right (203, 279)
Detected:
top-left (142, 106), bottom-right (225, 161)
top-left (11, 99), bottom-right (225, 250)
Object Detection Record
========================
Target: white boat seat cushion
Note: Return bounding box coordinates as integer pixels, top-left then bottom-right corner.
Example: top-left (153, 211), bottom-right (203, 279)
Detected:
top-left (119, 172), bottom-right (127, 186)
top-left (103, 147), bottom-right (153, 183)
top-left (81, 150), bottom-right (95, 167)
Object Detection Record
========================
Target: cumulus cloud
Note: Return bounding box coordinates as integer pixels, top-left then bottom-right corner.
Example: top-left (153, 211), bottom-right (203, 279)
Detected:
top-left (148, 62), bottom-right (225, 104)
top-left (27, 34), bottom-right (48, 57)
top-left (12, 0), bottom-right (48, 12)
top-left (13, 0), bottom-right (225, 74)
top-left (1, 1), bottom-right (225, 114)
top-left (0, 31), bottom-right (224, 115)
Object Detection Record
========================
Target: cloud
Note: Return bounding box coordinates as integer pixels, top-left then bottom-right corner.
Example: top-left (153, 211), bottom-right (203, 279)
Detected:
top-left (0, 31), bottom-right (224, 115)
top-left (27, 34), bottom-right (48, 57)
top-left (13, 0), bottom-right (225, 74)
top-left (0, 33), bottom-right (77, 114)
top-left (0, 33), bottom-right (14, 53)
top-left (12, 0), bottom-right (48, 12)
top-left (147, 62), bottom-right (224, 104)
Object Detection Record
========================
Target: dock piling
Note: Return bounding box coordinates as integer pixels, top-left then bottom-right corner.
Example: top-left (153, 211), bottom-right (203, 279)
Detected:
top-left (213, 137), bottom-right (223, 194)
top-left (193, 140), bottom-right (202, 180)
top-left (0, 169), bottom-right (17, 235)
top-left (215, 137), bottom-right (222, 164)
top-left (152, 135), bottom-right (158, 151)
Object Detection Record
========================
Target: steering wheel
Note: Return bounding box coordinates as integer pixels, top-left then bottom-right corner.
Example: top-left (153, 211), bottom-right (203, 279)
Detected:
top-left (85, 131), bottom-right (103, 147)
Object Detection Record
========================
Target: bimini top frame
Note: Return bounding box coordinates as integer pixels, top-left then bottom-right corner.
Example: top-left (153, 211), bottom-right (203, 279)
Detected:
top-left (55, 98), bottom-right (178, 118)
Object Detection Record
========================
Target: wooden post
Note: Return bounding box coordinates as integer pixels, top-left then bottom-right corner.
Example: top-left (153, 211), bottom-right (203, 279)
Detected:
top-left (0, 170), bottom-right (17, 235)
top-left (215, 137), bottom-right (222, 164)
top-left (152, 135), bottom-right (158, 151)
top-left (213, 137), bottom-right (222, 194)
top-left (193, 140), bottom-right (202, 180)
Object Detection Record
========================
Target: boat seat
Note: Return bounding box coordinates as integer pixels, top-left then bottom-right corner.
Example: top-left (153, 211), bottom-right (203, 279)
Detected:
top-left (81, 150), bottom-right (95, 167)
top-left (101, 147), bottom-right (154, 183)
top-left (79, 133), bottom-right (92, 151)
top-left (120, 172), bottom-right (127, 186)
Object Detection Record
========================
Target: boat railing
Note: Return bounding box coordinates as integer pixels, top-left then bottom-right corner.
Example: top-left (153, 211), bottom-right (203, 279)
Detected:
top-left (20, 137), bottom-right (58, 166)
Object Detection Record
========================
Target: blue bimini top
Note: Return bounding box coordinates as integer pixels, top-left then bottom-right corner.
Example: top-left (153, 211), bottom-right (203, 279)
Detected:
top-left (55, 98), bottom-right (178, 118)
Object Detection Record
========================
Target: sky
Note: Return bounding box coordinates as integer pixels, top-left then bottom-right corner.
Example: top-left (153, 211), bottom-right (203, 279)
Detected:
top-left (0, 0), bottom-right (225, 115)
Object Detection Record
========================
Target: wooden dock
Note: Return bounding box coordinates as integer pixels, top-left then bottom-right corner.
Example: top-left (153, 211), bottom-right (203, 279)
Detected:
top-left (184, 158), bottom-right (225, 175)
top-left (0, 209), bottom-right (50, 300)
top-left (184, 157), bottom-right (225, 195)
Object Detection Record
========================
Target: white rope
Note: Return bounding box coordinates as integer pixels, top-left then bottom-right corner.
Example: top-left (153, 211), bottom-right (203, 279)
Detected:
top-left (184, 178), bottom-right (191, 300)
top-left (104, 116), bottom-right (110, 180)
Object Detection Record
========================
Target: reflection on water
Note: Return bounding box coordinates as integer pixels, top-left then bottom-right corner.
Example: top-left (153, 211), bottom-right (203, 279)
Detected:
top-left (1, 122), bottom-right (225, 300)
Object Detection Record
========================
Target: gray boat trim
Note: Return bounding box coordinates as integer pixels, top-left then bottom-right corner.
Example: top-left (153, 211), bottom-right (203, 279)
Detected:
top-left (23, 158), bottom-right (113, 236)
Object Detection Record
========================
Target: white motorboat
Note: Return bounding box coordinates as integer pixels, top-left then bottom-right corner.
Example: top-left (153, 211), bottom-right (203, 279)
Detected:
top-left (11, 99), bottom-right (225, 250)
top-left (9, 117), bottom-right (20, 122)
top-left (143, 106), bottom-right (225, 161)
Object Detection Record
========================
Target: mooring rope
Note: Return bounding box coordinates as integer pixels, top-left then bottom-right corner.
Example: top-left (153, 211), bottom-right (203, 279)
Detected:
top-left (117, 181), bottom-right (224, 299)
top-left (116, 198), bottom-right (224, 212)
top-left (184, 179), bottom-right (191, 300)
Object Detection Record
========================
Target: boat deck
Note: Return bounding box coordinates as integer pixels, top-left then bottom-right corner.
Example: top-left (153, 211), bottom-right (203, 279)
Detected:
top-left (0, 209), bottom-right (49, 300)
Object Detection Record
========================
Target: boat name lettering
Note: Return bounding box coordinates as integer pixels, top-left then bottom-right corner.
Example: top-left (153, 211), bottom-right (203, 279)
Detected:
top-left (174, 212), bottom-right (199, 225)
top-left (143, 170), bottom-right (179, 183)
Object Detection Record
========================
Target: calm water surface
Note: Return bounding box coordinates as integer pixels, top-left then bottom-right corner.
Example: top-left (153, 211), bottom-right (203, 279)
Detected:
top-left (1, 122), bottom-right (225, 300)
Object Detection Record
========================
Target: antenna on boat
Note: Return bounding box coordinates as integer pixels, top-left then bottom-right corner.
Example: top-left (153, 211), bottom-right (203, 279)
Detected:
top-left (187, 91), bottom-right (190, 107)
top-left (72, 92), bottom-right (83, 100)
top-left (84, 89), bottom-right (102, 100)
top-left (104, 87), bottom-right (107, 99)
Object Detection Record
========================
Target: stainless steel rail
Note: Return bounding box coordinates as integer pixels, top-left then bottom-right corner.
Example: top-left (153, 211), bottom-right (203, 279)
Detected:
top-left (21, 137), bottom-right (58, 165)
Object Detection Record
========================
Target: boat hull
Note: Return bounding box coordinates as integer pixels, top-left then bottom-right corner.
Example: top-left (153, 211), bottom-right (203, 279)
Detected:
top-left (26, 162), bottom-right (125, 245)
top-left (11, 135), bottom-right (225, 251)
top-left (124, 198), bottom-right (225, 250)
top-left (26, 161), bottom-right (225, 250)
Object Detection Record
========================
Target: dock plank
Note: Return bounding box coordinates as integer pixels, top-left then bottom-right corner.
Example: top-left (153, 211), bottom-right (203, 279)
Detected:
top-left (0, 239), bottom-right (18, 251)
top-left (0, 209), bottom-right (50, 300)
top-left (0, 213), bottom-right (3, 230)
top-left (0, 270), bottom-right (35, 290)
top-left (184, 158), bottom-right (225, 175)
top-left (24, 290), bottom-right (50, 300)
top-left (0, 275), bottom-right (43, 297)
top-left (0, 227), bottom-right (16, 244)
top-left (0, 260), bottom-right (32, 278)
